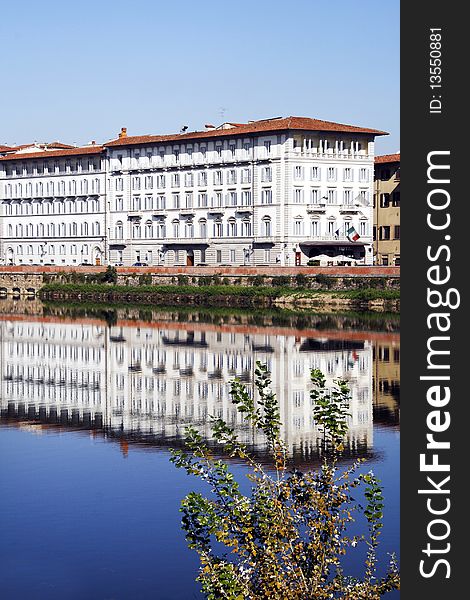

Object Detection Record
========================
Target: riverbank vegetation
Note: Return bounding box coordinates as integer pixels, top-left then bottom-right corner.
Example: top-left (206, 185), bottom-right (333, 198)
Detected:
top-left (171, 363), bottom-right (400, 598)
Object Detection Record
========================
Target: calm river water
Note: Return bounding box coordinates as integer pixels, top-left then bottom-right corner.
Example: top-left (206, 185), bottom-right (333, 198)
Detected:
top-left (0, 302), bottom-right (400, 599)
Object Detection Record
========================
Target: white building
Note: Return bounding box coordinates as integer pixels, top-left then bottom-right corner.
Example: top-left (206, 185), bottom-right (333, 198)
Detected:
top-left (0, 144), bottom-right (107, 266)
top-left (0, 116), bottom-right (386, 266)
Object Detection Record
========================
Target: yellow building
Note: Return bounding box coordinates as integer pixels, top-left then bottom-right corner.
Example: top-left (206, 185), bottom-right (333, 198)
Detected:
top-left (373, 154), bottom-right (400, 265)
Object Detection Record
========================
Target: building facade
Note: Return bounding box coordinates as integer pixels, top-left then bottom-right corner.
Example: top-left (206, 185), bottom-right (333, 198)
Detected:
top-left (0, 116), bottom-right (387, 267)
top-left (0, 144), bottom-right (107, 266)
top-left (373, 153), bottom-right (400, 266)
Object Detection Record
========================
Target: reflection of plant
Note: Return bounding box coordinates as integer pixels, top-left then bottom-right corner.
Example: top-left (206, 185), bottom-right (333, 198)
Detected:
top-left (171, 362), bottom-right (400, 599)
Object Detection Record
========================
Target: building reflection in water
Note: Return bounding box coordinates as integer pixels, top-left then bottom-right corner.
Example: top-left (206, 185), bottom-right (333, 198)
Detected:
top-left (0, 315), bottom-right (399, 463)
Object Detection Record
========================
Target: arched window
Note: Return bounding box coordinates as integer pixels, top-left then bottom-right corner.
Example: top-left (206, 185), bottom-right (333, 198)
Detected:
top-left (156, 222), bottom-right (165, 238)
top-left (94, 178), bottom-right (100, 194)
top-left (17, 245), bottom-right (23, 255)
top-left (71, 244), bottom-right (77, 255)
top-left (262, 217), bottom-right (272, 237)
top-left (27, 224), bottom-right (34, 237)
top-left (185, 220), bottom-right (193, 239)
top-left (72, 222), bottom-right (78, 236)
top-left (27, 245), bottom-right (33, 255)
top-left (115, 221), bottom-right (123, 239)
top-left (8, 224), bottom-right (13, 236)
top-left (93, 222), bottom-right (100, 236)
top-left (49, 223), bottom-right (55, 237)
top-left (132, 222), bottom-right (141, 238)
top-left (227, 218), bottom-right (237, 237)
top-left (242, 218), bottom-right (251, 237)
top-left (81, 179), bottom-right (88, 195)
top-left (38, 223), bottom-right (44, 237)
top-left (60, 223), bottom-right (66, 237)
top-left (82, 244), bottom-right (89, 254)
top-left (172, 219), bottom-right (180, 238)
top-left (49, 244), bottom-right (55, 255)
top-left (82, 222), bottom-right (89, 236)
top-left (59, 245), bottom-right (66, 255)
top-left (16, 224), bottom-right (23, 237)
top-left (199, 219), bottom-right (207, 238)
top-left (213, 218), bottom-right (223, 237)
top-left (145, 220), bottom-right (153, 238)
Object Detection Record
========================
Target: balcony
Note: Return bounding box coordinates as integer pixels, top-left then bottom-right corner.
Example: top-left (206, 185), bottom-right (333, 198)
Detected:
top-left (339, 204), bottom-right (360, 214)
top-left (306, 203), bottom-right (326, 214)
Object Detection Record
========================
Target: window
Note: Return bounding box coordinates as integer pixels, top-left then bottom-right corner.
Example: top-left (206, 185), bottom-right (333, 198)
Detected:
top-left (243, 142), bottom-right (250, 157)
top-left (214, 170), bottom-right (223, 185)
top-left (264, 141), bottom-right (271, 155)
top-left (199, 219), bottom-right (207, 238)
top-left (228, 191), bottom-right (237, 206)
top-left (261, 189), bottom-right (272, 204)
top-left (327, 189), bottom-right (337, 204)
top-left (185, 193), bottom-right (193, 208)
top-left (156, 174), bottom-right (166, 189)
top-left (262, 217), bottom-right (272, 237)
top-left (294, 189), bottom-right (304, 203)
top-left (185, 221), bottom-right (194, 238)
top-left (172, 194), bottom-right (180, 209)
top-left (198, 193), bottom-right (208, 207)
top-left (392, 192), bottom-right (400, 207)
top-left (328, 221), bottom-right (336, 235)
top-left (242, 219), bottom-right (251, 236)
top-left (132, 196), bottom-right (141, 211)
top-left (227, 169), bottom-right (236, 184)
top-left (145, 175), bottom-right (153, 190)
top-left (343, 190), bottom-right (352, 205)
top-left (359, 168), bottom-right (368, 182)
top-left (360, 221), bottom-right (367, 236)
top-left (227, 218), bottom-right (237, 237)
top-left (132, 176), bottom-right (141, 191)
top-left (213, 220), bottom-right (223, 237)
top-left (229, 143), bottom-right (236, 158)
top-left (171, 173), bottom-right (180, 187)
top-left (293, 218), bottom-right (304, 236)
top-left (394, 225), bottom-right (400, 239)
top-left (132, 222), bottom-right (141, 238)
top-left (116, 177), bottom-right (124, 191)
top-left (198, 171), bottom-right (207, 186)
top-left (115, 222), bottom-right (123, 239)
top-left (185, 172), bottom-right (193, 187)
top-left (216, 250), bottom-right (222, 262)
top-left (380, 193), bottom-right (390, 208)
top-left (241, 168), bottom-right (251, 184)
top-left (343, 167), bottom-right (352, 181)
top-left (144, 195), bottom-right (153, 210)
top-left (382, 256), bottom-right (389, 266)
top-left (380, 226), bottom-right (391, 240)
top-left (327, 167), bottom-right (337, 181)
top-left (172, 220), bottom-right (180, 238)
top-left (261, 166), bottom-right (272, 182)
top-left (241, 190), bottom-right (252, 206)
top-left (230, 249), bottom-right (236, 263)
top-left (311, 220), bottom-right (320, 236)
top-left (156, 195), bottom-right (166, 209)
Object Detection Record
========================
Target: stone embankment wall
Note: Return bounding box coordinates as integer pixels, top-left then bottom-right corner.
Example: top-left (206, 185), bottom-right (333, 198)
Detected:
top-left (0, 266), bottom-right (400, 296)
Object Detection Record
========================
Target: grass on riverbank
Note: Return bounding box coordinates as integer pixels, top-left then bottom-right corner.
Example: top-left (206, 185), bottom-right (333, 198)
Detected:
top-left (40, 282), bottom-right (400, 301)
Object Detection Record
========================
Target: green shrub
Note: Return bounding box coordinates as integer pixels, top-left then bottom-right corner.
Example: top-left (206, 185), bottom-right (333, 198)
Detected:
top-left (294, 273), bottom-right (308, 288)
top-left (171, 364), bottom-right (400, 598)
top-left (251, 275), bottom-right (265, 287)
top-left (177, 275), bottom-right (189, 285)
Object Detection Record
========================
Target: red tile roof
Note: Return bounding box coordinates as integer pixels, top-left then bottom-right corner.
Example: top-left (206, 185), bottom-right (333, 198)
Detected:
top-left (0, 145), bottom-right (14, 153)
top-left (0, 145), bottom-right (103, 162)
top-left (375, 153), bottom-right (400, 164)
top-left (104, 116), bottom-right (388, 147)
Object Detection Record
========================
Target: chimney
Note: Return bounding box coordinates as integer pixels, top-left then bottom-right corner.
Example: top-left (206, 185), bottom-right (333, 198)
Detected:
top-left (205, 123), bottom-right (215, 131)
top-left (118, 127), bottom-right (127, 139)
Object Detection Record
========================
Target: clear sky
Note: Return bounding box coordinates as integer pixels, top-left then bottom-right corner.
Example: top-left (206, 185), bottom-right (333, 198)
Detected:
top-left (0, 0), bottom-right (399, 154)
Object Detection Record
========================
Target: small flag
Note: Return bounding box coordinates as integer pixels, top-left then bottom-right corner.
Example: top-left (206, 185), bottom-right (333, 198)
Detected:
top-left (347, 226), bottom-right (360, 242)
top-left (334, 228), bottom-right (341, 238)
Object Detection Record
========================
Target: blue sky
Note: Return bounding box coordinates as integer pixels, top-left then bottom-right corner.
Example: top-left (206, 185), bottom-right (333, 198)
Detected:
top-left (0, 0), bottom-right (399, 154)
